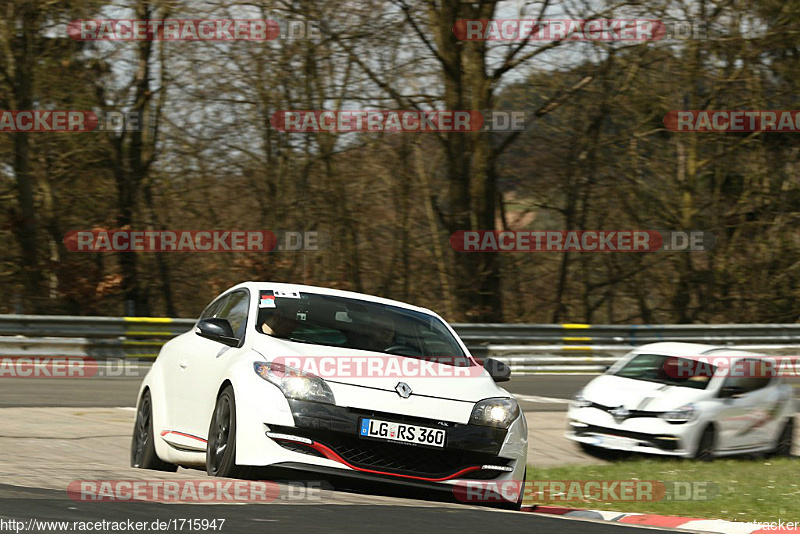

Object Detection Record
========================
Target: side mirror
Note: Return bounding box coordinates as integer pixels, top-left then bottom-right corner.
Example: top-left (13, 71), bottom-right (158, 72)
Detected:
top-left (484, 358), bottom-right (511, 383)
top-left (720, 385), bottom-right (745, 398)
top-left (196, 318), bottom-right (239, 347)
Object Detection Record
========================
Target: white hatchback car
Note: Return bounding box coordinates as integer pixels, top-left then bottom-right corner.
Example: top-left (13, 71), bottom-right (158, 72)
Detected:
top-left (131, 282), bottom-right (528, 506)
top-left (566, 342), bottom-right (796, 460)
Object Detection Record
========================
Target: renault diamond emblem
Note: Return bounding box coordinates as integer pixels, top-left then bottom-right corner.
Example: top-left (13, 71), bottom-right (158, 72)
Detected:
top-left (395, 382), bottom-right (412, 398)
top-left (610, 405), bottom-right (630, 423)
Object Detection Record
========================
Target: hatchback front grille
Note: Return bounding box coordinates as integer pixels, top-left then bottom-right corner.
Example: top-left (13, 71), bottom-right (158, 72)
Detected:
top-left (269, 425), bottom-right (511, 478)
top-left (574, 424), bottom-right (680, 451)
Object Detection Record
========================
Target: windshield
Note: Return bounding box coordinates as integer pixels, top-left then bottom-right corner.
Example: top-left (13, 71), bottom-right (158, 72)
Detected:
top-left (255, 290), bottom-right (470, 366)
top-left (610, 353), bottom-right (715, 390)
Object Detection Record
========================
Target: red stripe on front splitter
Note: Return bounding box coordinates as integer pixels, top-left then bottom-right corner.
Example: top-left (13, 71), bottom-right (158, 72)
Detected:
top-left (161, 430), bottom-right (208, 443)
top-left (275, 438), bottom-right (482, 482)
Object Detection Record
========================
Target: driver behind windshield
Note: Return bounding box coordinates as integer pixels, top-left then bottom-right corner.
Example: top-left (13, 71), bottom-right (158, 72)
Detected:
top-left (367, 313), bottom-right (397, 352)
top-left (260, 307), bottom-right (299, 338)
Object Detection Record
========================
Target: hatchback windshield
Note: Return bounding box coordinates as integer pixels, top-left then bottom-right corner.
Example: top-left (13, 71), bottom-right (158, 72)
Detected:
top-left (610, 353), bottom-right (716, 390)
top-left (256, 290), bottom-right (470, 366)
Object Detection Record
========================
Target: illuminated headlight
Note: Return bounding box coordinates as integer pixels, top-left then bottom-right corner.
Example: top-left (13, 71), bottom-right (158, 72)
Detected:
top-left (660, 403), bottom-right (697, 424)
top-left (253, 361), bottom-right (335, 405)
top-left (571, 390), bottom-right (592, 408)
top-left (469, 397), bottom-right (520, 429)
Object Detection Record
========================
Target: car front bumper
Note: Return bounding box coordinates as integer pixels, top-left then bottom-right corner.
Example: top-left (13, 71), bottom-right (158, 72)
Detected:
top-left (269, 399), bottom-right (523, 480)
top-left (565, 407), bottom-right (699, 457)
top-left (236, 396), bottom-right (528, 502)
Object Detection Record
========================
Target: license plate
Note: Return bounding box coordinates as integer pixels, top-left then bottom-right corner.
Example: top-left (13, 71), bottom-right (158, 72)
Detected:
top-left (597, 434), bottom-right (637, 450)
top-left (359, 418), bottom-right (446, 448)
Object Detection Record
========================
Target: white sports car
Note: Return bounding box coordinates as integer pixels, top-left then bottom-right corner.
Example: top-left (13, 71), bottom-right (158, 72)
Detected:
top-left (565, 342), bottom-right (796, 460)
top-left (131, 282), bottom-right (528, 506)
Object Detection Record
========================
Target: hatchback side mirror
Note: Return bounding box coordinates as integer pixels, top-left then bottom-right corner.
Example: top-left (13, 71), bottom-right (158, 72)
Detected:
top-left (484, 358), bottom-right (511, 382)
top-left (196, 318), bottom-right (239, 347)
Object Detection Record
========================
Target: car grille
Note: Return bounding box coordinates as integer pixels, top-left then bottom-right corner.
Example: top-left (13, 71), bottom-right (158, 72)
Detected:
top-left (588, 402), bottom-right (660, 420)
top-left (574, 424), bottom-right (680, 451)
top-left (270, 425), bottom-right (511, 478)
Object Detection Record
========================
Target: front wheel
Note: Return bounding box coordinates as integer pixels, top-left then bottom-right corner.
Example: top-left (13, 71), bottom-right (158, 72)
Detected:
top-left (491, 467), bottom-right (526, 511)
top-left (131, 390), bottom-right (177, 471)
top-left (693, 427), bottom-right (715, 462)
top-left (206, 385), bottom-right (248, 477)
top-left (770, 419), bottom-right (794, 458)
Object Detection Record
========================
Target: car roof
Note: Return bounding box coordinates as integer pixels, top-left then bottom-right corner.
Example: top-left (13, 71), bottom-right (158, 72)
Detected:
top-left (231, 281), bottom-right (438, 317)
top-left (632, 342), bottom-right (765, 359)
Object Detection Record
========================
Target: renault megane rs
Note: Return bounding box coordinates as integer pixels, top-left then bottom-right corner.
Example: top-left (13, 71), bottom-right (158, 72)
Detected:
top-left (131, 282), bottom-right (527, 506)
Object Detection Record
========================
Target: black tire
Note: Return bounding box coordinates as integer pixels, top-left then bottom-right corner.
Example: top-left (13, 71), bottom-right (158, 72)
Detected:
top-left (207, 385), bottom-right (247, 478)
top-left (131, 390), bottom-right (178, 471)
top-left (771, 419), bottom-right (794, 458)
top-left (491, 467), bottom-right (526, 511)
top-left (693, 426), bottom-right (715, 461)
top-left (516, 466), bottom-right (528, 509)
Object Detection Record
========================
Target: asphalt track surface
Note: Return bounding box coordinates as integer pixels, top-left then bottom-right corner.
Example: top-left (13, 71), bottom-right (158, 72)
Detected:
top-left (0, 374), bottom-right (681, 533)
top-left (0, 483), bottom-right (659, 534)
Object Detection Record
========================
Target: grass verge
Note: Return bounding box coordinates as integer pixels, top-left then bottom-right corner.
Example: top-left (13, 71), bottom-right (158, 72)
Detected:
top-left (523, 457), bottom-right (799, 523)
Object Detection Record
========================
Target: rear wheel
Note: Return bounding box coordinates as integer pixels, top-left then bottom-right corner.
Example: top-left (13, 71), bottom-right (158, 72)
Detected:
top-left (693, 427), bottom-right (715, 462)
top-left (131, 390), bottom-right (177, 471)
top-left (207, 385), bottom-right (248, 477)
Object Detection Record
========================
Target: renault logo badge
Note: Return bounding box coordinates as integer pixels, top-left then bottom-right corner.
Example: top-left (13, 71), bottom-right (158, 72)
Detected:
top-left (395, 382), bottom-right (412, 398)
top-left (610, 405), bottom-right (630, 423)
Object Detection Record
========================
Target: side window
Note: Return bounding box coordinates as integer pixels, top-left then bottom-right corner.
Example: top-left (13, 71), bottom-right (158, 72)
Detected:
top-left (199, 297), bottom-right (225, 321)
top-left (722, 359), bottom-right (771, 394)
top-left (214, 291), bottom-right (250, 340)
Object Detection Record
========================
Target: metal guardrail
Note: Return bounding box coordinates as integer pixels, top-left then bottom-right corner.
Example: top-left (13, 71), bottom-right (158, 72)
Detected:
top-left (1, 315), bottom-right (799, 372)
top-left (461, 324), bottom-right (800, 372)
top-left (0, 315), bottom-right (194, 360)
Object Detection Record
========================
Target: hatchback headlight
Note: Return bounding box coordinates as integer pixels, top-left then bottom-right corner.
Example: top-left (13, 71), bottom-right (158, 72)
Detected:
top-left (253, 361), bottom-right (335, 404)
top-left (660, 403), bottom-right (697, 424)
top-left (469, 397), bottom-right (520, 428)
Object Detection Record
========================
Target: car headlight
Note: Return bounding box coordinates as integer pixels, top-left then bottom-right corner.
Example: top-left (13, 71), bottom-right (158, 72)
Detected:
top-left (253, 361), bottom-right (335, 404)
top-left (469, 397), bottom-right (520, 428)
top-left (571, 390), bottom-right (592, 408)
top-left (660, 403), bottom-right (697, 424)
